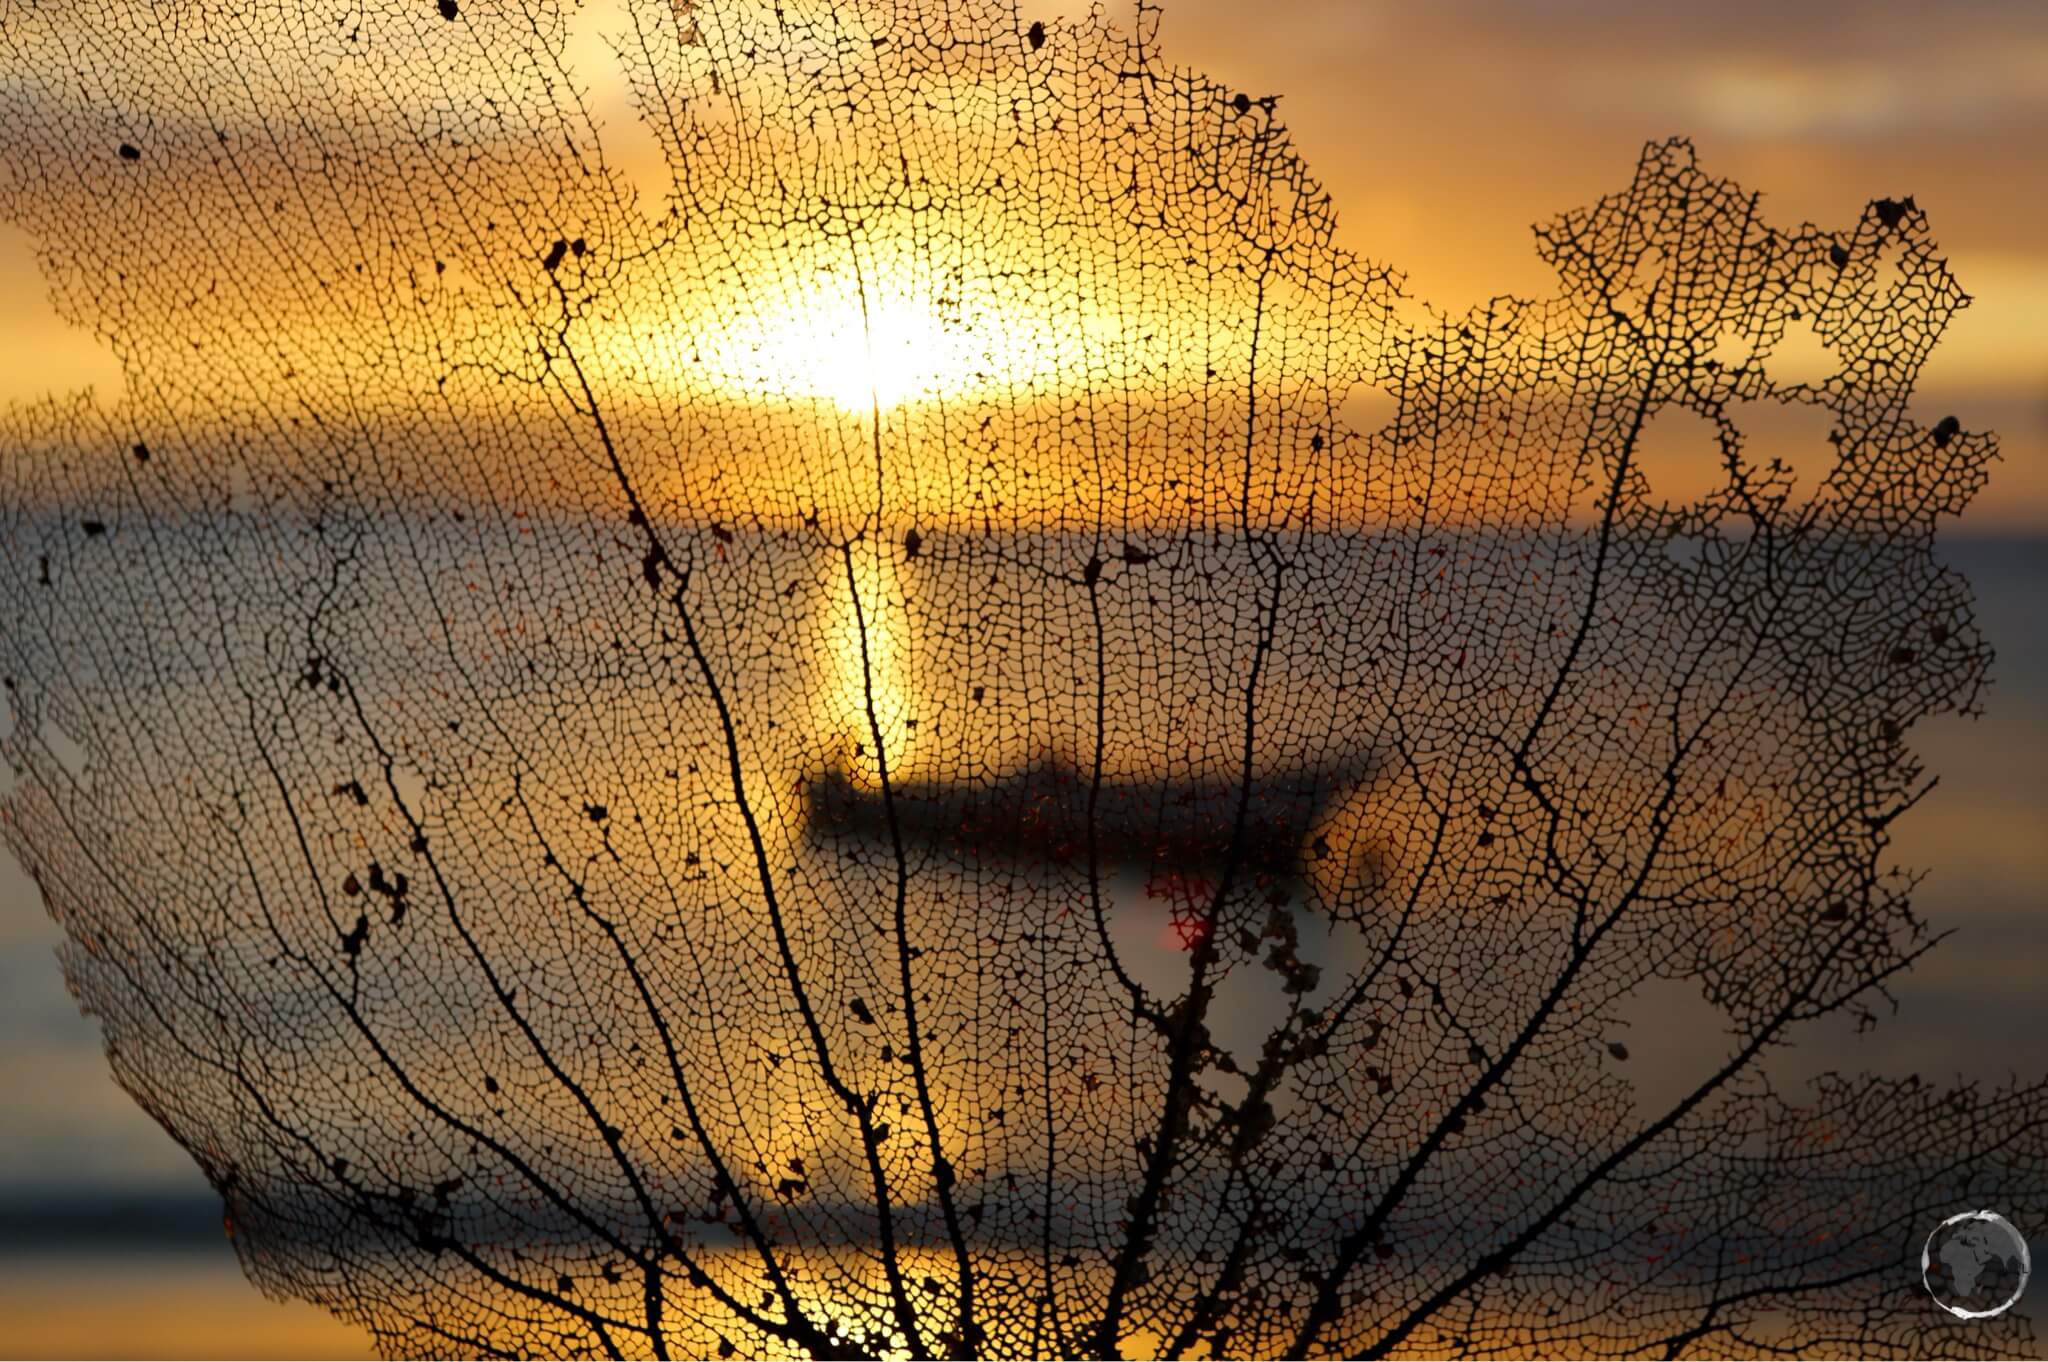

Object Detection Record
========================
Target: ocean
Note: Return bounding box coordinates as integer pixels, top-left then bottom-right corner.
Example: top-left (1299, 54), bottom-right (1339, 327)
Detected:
top-left (0, 529), bottom-right (2041, 1355)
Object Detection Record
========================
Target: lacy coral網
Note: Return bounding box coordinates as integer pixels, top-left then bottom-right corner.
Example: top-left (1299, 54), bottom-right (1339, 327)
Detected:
top-left (0, 1), bottom-right (2041, 1357)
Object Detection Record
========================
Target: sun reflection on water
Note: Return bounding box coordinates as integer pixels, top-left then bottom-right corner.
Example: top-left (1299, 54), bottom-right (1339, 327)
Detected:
top-left (822, 539), bottom-right (920, 782)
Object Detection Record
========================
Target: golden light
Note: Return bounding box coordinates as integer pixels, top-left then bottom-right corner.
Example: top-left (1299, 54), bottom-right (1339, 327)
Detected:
top-left (812, 301), bottom-right (963, 415)
top-left (824, 542), bottom-right (918, 775)
top-left (712, 276), bottom-right (1002, 416)
top-left (654, 235), bottom-right (1137, 418)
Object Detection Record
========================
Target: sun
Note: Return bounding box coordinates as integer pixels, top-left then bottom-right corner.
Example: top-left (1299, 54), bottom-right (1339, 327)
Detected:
top-left (641, 245), bottom-right (1126, 418)
top-left (811, 302), bottom-right (963, 414)
top-left (687, 283), bottom-right (980, 415)
top-left (683, 260), bottom-right (1026, 415)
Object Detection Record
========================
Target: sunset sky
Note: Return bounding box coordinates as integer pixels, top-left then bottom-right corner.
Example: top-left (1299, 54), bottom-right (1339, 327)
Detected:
top-left (2, 0), bottom-right (2040, 520)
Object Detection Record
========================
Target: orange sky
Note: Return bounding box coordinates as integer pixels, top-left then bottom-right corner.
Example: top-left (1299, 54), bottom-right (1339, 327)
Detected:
top-left (3, 0), bottom-right (2041, 522)
top-left (1146, 0), bottom-right (2048, 525)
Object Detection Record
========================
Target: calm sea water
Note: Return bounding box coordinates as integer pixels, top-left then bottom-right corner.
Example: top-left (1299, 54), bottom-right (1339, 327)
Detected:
top-left (0, 532), bottom-right (2041, 1355)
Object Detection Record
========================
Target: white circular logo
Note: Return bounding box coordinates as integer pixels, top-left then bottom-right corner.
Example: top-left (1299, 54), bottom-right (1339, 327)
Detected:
top-left (1921, 1210), bottom-right (2031, 1320)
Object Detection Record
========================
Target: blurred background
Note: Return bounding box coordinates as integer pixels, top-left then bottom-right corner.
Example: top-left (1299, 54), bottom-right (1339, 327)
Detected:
top-left (2, 0), bottom-right (2042, 1355)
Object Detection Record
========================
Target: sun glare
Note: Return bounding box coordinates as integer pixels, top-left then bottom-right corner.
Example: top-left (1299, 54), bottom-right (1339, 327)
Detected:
top-left (688, 275), bottom-right (1002, 416)
top-left (673, 256), bottom-right (1079, 415)
top-left (811, 302), bottom-right (964, 414)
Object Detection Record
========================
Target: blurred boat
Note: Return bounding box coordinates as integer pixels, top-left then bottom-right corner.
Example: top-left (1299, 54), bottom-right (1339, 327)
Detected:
top-left (803, 757), bottom-right (1366, 880)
